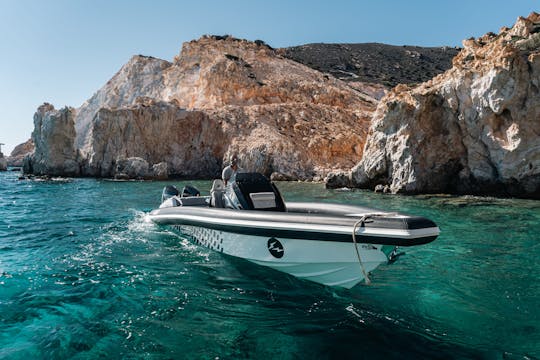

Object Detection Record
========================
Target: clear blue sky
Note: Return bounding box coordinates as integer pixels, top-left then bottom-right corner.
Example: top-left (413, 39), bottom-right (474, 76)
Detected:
top-left (0, 0), bottom-right (536, 154)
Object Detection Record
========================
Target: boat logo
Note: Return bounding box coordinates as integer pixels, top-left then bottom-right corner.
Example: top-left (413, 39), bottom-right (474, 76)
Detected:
top-left (267, 238), bottom-right (284, 258)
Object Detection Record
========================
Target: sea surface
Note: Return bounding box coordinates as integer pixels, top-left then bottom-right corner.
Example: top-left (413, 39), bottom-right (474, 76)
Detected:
top-left (0, 170), bottom-right (538, 359)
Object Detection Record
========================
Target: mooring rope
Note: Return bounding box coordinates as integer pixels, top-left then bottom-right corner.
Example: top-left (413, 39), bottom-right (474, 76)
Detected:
top-left (352, 215), bottom-right (372, 285)
top-left (352, 212), bottom-right (401, 285)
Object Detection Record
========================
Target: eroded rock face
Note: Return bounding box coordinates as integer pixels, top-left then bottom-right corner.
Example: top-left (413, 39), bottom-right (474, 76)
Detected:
top-left (26, 36), bottom-right (376, 180)
top-left (7, 139), bottom-right (34, 167)
top-left (75, 56), bottom-right (172, 149)
top-left (349, 13), bottom-right (540, 198)
top-left (24, 103), bottom-right (79, 176)
top-left (166, 36), bottom-right (375, 110)
top-left (205, 102), bottom-right (370, 179)
top-left (81, 100), bottom-right (226, 178)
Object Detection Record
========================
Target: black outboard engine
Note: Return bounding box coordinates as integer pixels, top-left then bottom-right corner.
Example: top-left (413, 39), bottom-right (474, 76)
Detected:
top-left (182, 185), bottom-right (200, 197)
top-left (162, 185), bottom-right (179, 203)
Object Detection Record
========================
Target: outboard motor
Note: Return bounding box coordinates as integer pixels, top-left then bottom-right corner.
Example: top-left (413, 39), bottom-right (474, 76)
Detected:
top-left (182, 185), bottom-right (200, 197)
top-left (162, 185), bottom-right (179, 203)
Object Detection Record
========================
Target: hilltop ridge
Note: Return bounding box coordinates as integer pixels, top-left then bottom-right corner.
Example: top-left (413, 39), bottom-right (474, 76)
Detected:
top-left (281, 42), bottom-right (459, 87)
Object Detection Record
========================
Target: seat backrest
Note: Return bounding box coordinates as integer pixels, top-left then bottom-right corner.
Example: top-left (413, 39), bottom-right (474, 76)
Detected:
top-left (210, 179), bottom-right (226, 208)
top-left (249, 192), bottom-right (276, 209)
top-left (211, 179), bottom-right (225, 192)
top-left (232, 173), bottom-right (286, 211)
top-left (210, 192), bottom-right (225, 208)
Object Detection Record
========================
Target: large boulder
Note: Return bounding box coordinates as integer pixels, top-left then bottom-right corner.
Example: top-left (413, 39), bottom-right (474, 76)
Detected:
top-left (152, 162), bottom-right (169, 180)
top-left (24, 103), bottom-right (80, 176)
top-left (324, 171), bottom-right (352, 188)
top-left (114, 157), bottom-right (151, 179)
top-left (347, 13), bottom-right (540, 199)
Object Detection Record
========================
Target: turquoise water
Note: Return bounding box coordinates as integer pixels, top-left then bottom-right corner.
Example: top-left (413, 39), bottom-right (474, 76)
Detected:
top-left (0, 170), bottom-right (539, 359)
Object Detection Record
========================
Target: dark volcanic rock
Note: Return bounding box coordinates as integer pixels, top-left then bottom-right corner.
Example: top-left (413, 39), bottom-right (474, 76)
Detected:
top-left (281, 43), bottom-right (460, 87)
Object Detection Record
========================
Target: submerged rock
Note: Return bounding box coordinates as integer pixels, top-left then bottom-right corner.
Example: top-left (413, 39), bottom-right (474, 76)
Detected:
top-left (348, 13), bottom-right (540, 199)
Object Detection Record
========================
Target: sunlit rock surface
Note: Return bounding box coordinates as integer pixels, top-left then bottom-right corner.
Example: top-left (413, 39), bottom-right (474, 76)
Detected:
top-left (26, 36), bottom-right (376, 180)
top-left (347, 13), bottom-right (540, 199)
top-left (24, 104), bottom-right (79, 176)
top-left (7, 139), bottom-right (34, 167)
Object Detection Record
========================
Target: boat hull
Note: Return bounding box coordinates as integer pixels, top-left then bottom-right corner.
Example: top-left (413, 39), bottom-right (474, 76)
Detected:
top-left (150, 205), bottom-right (439, 247)
top-left (172, 224), bottom-right (396, 288)
top-left (149, 197), bottom-right (439, 288)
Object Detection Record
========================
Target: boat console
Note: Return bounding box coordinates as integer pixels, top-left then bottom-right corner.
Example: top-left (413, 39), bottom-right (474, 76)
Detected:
top-left (230, 173), bottom-right (286, 211)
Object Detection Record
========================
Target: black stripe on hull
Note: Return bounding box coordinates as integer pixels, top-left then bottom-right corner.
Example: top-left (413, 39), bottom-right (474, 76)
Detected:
top-left (157, 218), bottom-right (438, 246)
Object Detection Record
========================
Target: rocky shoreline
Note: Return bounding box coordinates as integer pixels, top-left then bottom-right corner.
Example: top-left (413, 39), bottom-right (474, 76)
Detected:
top-left (12, 14), bottom-right (540, 199)
top-left (326, 13), bottom-right (540, 199)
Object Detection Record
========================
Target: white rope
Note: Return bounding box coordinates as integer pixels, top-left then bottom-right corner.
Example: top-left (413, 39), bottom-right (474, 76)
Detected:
top-left (352, 215), bottom-right (371, 285)
top-left (351, 212), bottom-right (401, 285)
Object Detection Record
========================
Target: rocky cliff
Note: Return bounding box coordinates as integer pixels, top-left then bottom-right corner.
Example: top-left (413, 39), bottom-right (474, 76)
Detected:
top-left (7, 139), bottom-right (34, 167)
top-left (343, 13), bottom-right (540, 199)
top-left (24, 103), bottom-right (79, 176)
top-left (25, 36), bottom-right (376, 180)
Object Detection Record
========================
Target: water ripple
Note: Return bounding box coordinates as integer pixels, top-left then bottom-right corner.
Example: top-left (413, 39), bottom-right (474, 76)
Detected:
top-left (0, 172), bottom-right (538, 359)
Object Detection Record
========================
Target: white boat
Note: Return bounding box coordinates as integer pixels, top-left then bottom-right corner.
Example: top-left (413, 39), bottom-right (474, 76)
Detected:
top-left (148, 173), bottom-right (439, 288)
